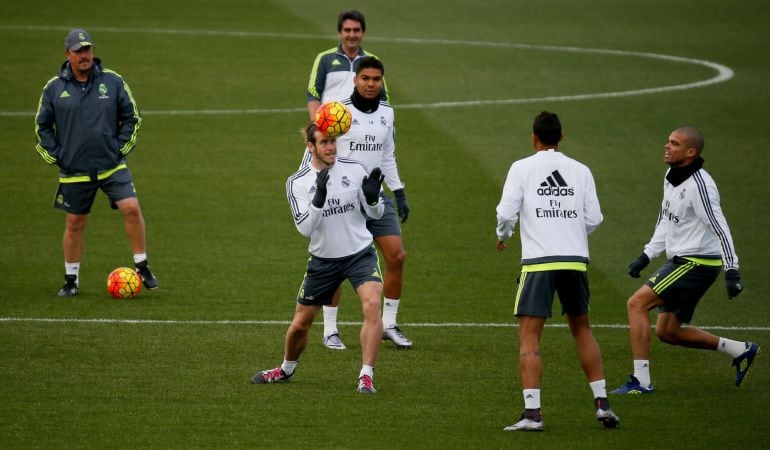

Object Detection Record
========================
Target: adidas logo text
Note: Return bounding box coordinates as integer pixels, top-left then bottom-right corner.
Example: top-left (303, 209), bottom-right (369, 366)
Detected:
top-left (537, 170), bottom-right (574, 196)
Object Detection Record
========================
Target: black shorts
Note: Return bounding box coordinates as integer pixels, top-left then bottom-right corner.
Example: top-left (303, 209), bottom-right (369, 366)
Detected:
top-left (366, 195), bottom-right (401, 237)
top-left (53, 168), bottom-right (137, 214)
top-left (645, 256), bottom-right (721, 324)
top-left (514, 266), bottom-right (590, 318)
top-left (296, 245), bottom-right (382, 306)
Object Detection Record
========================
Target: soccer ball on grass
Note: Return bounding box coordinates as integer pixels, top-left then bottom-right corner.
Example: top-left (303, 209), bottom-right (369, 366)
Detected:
top-left (107, 267), bottom-right (142, 299)
top-left (314, 101), bottom-right (352, 138)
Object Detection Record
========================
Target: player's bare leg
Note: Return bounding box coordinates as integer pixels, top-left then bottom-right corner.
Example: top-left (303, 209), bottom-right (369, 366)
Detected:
top-left (375, 234), bottom-right (412, 348)
top-left (656, 312), bottom-right (719, 349)
top-left (252, 303), bottom-right (318, 385)
top-left (566, 313), bottom-right (604, 381)
top-left (567, 312), bottom-right (619, 428)
top-left (116, 197), bottom-right (157, 289)
top-left (357, 281), bottom-right (383, 365)
top-left (626, 285), bottom-right (664, 360)
top-left (356, 281), bottom-right (383, 393)
top-left (285, 303), bottom-right (320, 361)
top-left (63, 213), bottom-right (88, 263)
top-left (518, 316), bottom-right (545, 389)
top-left (59, 213), bottom-right (87, 296)
top-left (611, 285), bottom-right (663, 393)
top-left (374, 235), bottom-right (406, 299)
top-left (116, 197), bottom-right (146, 254)
top-left (505, 315), bottom-right (546, 430)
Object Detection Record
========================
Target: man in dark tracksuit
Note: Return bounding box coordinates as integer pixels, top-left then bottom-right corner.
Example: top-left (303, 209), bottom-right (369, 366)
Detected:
top-left (35, 29), bottom-right (157, 297)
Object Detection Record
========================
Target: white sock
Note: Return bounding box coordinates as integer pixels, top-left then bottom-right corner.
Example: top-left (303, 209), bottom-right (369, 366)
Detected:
top-left (718, 337), bottom-right (746, 358)
top-left (589, 379), bottom-right (607, 398)
top-left (65, 262), bottom-right (80, 284)
top-left (523, 389), bottom-right (541, 409)
top-left (382, 298), bottom-right (400, 329)
top-left (133, 253), bottom-right (148, 264)
top-left (281, 359), bottom-right (297, 376)
top-left (323, 306), bottom-right (339, 337)
top-left (359, 365), bottom-right (374, 379)
top-left (633, 360), bottom-right (651, 387)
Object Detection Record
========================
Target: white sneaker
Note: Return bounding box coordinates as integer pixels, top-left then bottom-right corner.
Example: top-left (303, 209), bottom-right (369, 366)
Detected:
top-left (596, 408), bottom-right (620, 428)
top-left (503, 411), bottom-right (544, 431)
top-left (322, 333), bottom-right (347, 350)
top-left (383, 325), bottom-right (413, 349)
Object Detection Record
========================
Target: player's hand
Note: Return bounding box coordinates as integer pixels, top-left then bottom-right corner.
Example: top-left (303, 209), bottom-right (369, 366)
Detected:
top-left (392, 189), bottom-right (410, 223)
top-left (496, 241), bottom-right (506, 252)
top-left (725, 269), bottom-right (744, 299)
top-left (312, 168), bottom-right (329, 208)
top-left (628, 253), bottom-right (650, 278)
top-left (362, 167), bottom-right (384, 206)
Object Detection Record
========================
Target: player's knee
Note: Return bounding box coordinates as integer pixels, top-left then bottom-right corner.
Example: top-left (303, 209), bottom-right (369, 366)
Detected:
top-left (626, 295), bottom-right (645, 314)
top-left (290, 318), bottom-right (312, 333)
top-left (385, 248), bottom-right (406, 269)
top-left (118, 198), bottom-right (143, 219)
top-left (655, 327), bottom-right (677, 344)
top-left (361, 297), bottom-right (381, 320)
top-left (65, 215), bottom-right (87, 233)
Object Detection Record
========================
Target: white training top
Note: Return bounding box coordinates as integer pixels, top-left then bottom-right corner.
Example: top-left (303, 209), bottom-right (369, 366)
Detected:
top-left (496, 149), bottom-right (603, 264)
top-left (643, 168), bottom-right (739, 269)
top-left (287, 157), bottom-right (384, 259)
top-left (299, 98), bottom-right (404, 192)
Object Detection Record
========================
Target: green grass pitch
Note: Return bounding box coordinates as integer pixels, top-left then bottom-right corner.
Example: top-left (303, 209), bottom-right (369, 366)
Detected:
top-left (1, 0), bottom-right (769, 447)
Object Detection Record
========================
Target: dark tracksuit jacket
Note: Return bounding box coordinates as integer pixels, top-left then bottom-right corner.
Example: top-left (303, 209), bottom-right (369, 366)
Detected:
top-left (35, 58), bottom-right (141, 182)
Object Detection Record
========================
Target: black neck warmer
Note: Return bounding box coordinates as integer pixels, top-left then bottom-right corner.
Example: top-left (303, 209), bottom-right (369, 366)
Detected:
top-left (666, 157), bottom-right (704, 186)
top-left (351, 88), bottom-right (379, 113)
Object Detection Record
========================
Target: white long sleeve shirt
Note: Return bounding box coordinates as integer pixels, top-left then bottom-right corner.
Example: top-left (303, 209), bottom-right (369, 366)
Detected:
top-left (496, 149), bottom-right (602, 264)
top-left (287, 157), bottom-right (383, 259)
top-left (335, 98), bottom-right (403, 191)
top-left (299, 98), bottom-right (404, 192)
top-left (643, 167), bottom-right (739, 269)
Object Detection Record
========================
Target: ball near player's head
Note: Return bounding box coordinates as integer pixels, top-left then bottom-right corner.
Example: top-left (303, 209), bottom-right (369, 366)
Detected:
top-left (304, 122), bottom-right (337, 169)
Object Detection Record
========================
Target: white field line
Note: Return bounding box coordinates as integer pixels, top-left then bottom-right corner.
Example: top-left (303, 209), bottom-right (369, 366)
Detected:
top-left (0, 317), bottom-right (767, 331)
top-left (0, 25), bottom-right (733, 117)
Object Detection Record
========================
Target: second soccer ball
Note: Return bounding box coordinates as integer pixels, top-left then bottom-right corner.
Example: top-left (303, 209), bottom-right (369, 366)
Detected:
top-left (107, 267), bottom-right (142, 299)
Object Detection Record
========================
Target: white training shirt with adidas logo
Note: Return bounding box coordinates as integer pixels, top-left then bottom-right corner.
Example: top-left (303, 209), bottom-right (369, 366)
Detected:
top-left (496, 149), bottom-right (602, 264)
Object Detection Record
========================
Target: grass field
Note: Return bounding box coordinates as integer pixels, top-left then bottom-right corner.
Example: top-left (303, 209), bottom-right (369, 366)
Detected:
top-left (1, 0), bottom-right (769, 448)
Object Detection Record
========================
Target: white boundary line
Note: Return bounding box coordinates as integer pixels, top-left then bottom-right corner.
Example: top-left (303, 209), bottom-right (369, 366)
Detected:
top-left (0, 25), bottom-right (733, 117)
top-left (1, 317), bottom-right (767, 331)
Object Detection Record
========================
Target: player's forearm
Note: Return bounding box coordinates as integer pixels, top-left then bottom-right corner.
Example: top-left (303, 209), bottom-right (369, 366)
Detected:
top-left (307, 100), bottom-right (321, 121)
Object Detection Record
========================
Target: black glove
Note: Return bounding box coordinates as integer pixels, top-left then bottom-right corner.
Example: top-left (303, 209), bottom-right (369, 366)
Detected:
top-left (311, 168), bottom-right (329, 208)
top-left (725, 269), bottom-right (744, 299)
top-left (628, 253), bottom-right (650, 278)
top-left (392, 189), bottom-right (410, 223)
top-left (362, 167), bottom-right (384, 206)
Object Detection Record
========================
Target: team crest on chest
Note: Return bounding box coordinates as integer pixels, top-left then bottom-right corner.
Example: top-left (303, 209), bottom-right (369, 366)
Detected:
top-left (98, 83), bottom-right (109, 99)
top-left (342, 176), bottom-right (350, 187)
